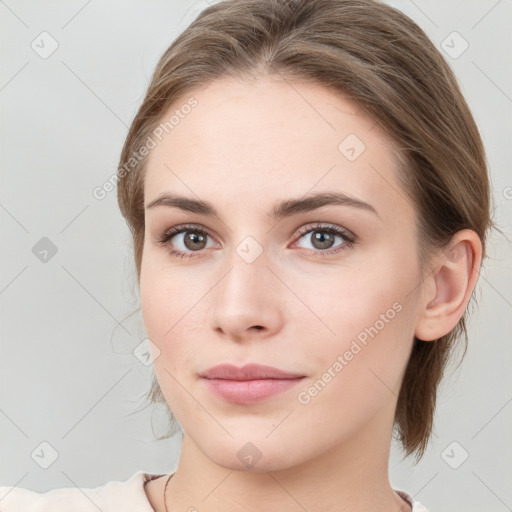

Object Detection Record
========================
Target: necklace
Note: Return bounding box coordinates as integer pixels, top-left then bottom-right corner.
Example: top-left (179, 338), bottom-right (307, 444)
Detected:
top-left (163, 473), bottom-right (174, 512)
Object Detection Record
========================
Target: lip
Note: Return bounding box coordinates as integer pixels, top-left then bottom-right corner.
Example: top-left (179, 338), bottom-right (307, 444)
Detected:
top-left (199, 363), bottom-right (305, 380)
top-left (199, 364), bottom-right (306, 405)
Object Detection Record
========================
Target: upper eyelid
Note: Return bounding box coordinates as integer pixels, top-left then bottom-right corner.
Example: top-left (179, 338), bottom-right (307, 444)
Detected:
top-left (295, 223), bottom-right (353, 237)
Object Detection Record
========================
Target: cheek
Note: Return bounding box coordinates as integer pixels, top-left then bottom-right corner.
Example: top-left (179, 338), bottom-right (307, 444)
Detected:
top-left (291, 254), bottom-right (417, 389)
top-left (291, 281), bottom-right (415, 440)
top-left (292, 258), bottom-right (409, 340)
top-left (140, 248), bottom-right (191, 335)
top-left (140, 256), bottom-right (209, 370)
top-left (139, 264), bottom-right (204, 412)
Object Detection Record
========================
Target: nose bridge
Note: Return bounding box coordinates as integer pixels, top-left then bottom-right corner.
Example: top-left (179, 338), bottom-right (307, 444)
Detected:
top-left (222, 232), bottom-right (272, 300)
top-left (210, 229), bottom-right (283, 337)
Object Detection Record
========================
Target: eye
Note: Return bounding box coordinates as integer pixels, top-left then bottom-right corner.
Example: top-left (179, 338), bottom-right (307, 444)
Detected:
top-left (156, 224), bottom-right (217, 259)
top-left (292, 223), bottom-right (355, 256)
top-left (156, 222), bottom-right (356, 259)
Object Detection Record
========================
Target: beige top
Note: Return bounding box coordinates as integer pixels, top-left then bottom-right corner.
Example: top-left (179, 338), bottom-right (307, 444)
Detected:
top-left (0, 471), bottom-right (430, 511)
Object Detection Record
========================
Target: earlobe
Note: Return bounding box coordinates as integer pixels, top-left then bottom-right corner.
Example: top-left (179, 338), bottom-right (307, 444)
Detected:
top-left (414, 230), bottom-right (482, 342)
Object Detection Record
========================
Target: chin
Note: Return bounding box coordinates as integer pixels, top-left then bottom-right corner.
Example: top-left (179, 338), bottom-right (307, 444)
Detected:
top-left (190, 431), bottom-right (310, 473)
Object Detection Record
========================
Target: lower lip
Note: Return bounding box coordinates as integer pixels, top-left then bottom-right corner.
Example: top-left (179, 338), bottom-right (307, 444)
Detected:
top-left (202, 377), bottom-right (305, 404)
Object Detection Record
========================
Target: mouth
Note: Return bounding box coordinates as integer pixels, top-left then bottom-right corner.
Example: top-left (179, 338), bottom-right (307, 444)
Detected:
top-left (199, 363), bottom-right (306, 404)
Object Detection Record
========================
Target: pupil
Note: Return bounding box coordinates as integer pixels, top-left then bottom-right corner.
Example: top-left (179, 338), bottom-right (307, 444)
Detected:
top-left (185, 232), bottom-right (206, 250)
top-left (313, 231), bottom-right (334, 249)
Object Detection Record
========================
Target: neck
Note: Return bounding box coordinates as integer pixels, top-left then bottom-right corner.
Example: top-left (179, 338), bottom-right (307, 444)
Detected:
top-left (162, 402), bottom-right (411, 512)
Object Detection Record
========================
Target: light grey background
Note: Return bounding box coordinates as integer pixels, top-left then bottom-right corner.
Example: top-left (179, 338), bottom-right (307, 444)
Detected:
top-left (1, 1), bottom-right (511, 511)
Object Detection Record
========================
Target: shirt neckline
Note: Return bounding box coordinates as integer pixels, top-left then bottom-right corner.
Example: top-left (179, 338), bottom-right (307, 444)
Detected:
top-left (138, 472), bottom-right (424, 511)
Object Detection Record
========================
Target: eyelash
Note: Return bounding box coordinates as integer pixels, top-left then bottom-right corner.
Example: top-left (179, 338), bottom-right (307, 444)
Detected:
top-left (156, 223), bottom-right (356, 259)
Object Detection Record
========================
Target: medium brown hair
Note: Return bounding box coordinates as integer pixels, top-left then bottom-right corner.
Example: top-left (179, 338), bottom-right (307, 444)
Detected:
top-left (117, 0), bottom-right (494, 462)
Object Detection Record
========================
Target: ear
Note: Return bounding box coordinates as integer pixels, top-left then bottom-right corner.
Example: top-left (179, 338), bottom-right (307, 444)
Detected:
top-left (414, 229), bottom-right (483, 342)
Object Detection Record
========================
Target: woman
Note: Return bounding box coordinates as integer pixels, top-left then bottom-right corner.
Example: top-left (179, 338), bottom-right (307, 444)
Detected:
top-left (0, 0), bottom-right (494, 510)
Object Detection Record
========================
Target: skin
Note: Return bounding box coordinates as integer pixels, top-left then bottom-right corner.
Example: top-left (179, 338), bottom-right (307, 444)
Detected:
top-left (140, 74), bottom-right (482, 512)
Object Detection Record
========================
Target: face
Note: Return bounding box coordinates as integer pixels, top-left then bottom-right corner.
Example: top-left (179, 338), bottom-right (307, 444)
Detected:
top-left (140, 75), bottom-right (424, 471)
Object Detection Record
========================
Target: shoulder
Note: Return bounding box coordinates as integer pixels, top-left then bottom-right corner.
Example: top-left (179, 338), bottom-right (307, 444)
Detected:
top-left (394, 488), bottom-right (431, 512)
top-left (0, 471), bottom-right (164, 512)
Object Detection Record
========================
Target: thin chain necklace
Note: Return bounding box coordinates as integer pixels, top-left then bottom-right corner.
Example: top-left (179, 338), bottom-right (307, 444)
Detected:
top-left (163, 473), bottom-right (174, 512)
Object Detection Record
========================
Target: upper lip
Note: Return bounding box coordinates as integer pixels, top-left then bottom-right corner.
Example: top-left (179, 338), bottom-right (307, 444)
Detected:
top-left (199, 363), bottom-right (305, 380)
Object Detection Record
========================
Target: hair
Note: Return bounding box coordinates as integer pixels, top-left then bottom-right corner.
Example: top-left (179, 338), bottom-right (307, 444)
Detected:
top-left (117, 0), bottom-right (495, 462)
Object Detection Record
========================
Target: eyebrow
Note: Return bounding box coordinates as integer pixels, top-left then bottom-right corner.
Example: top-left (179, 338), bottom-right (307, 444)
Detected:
top-left (145, 191), bottom-right (379, 220)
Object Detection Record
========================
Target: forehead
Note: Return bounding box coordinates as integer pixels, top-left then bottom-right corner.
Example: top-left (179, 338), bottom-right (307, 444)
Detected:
top-left (144, 75), bottom-right (410, 218)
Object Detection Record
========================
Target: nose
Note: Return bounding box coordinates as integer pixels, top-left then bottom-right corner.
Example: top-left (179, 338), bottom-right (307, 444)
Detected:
top-left (209, 247), bottom-right (284, 343)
